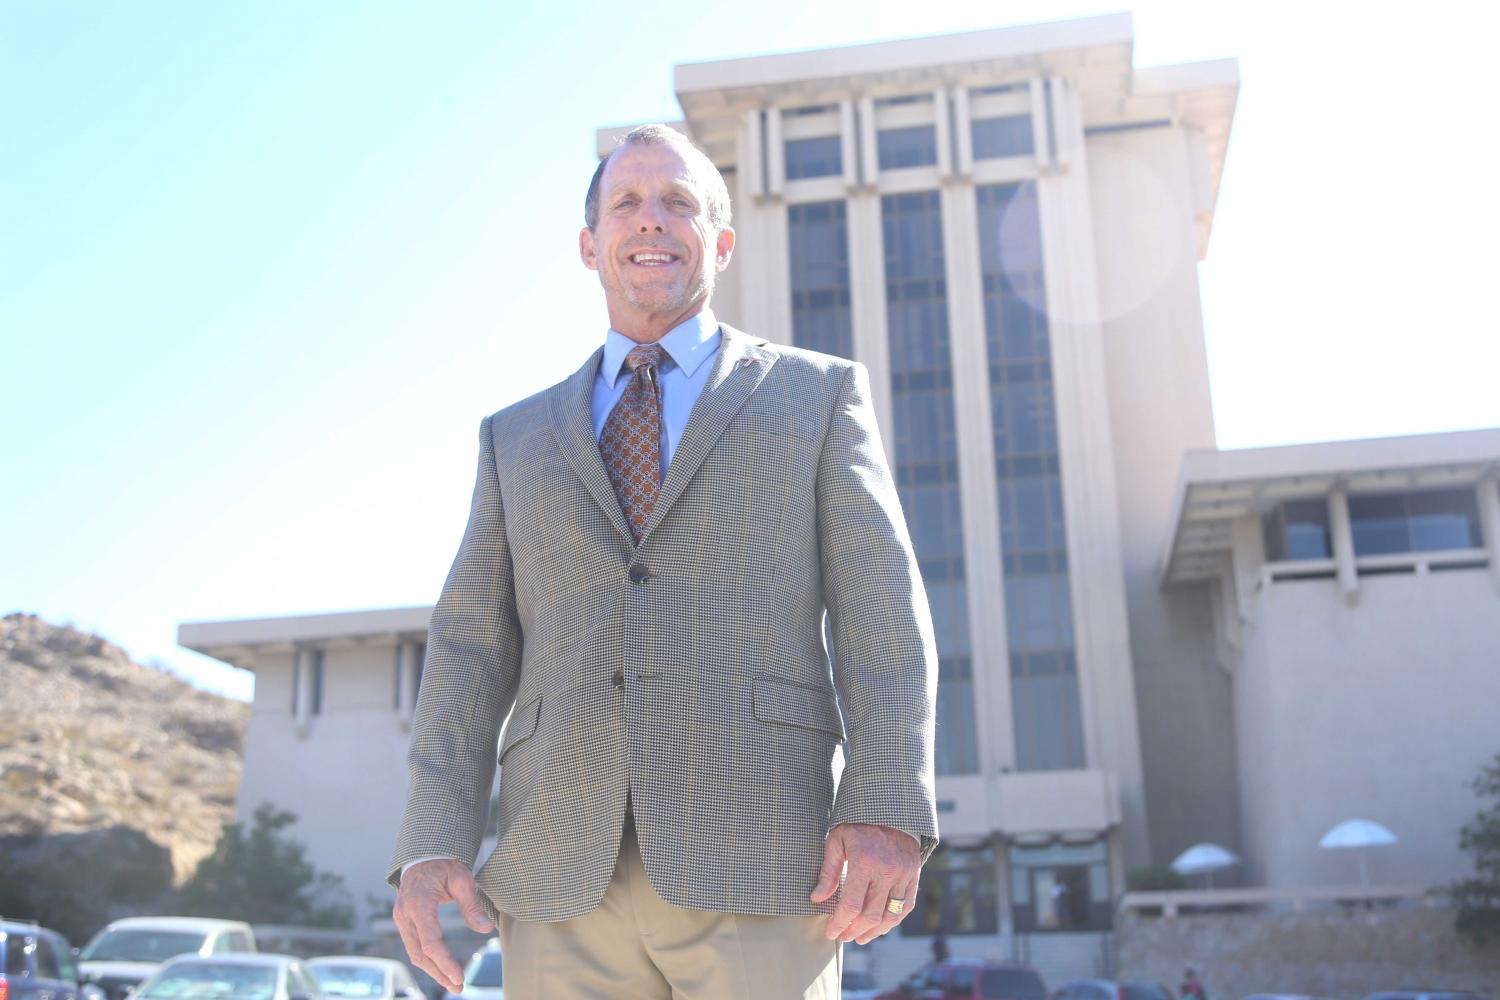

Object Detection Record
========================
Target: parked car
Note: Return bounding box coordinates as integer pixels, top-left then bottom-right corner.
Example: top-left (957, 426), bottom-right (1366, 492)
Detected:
top-left (79, 917), bottom-right (257, 1000)
top-left (306, 958), bottom-right (424, 1000)
top-left (875, 959), bottom-right (1047, 1000)
top-left (131, 954), bottom-right (320, 1000)
top-left (1244, 993), bottom-right (1338, 1000)
top-left (1, 918), bottom-right (103, 1000)
top-left (1363, 993), bottom-right (1491, 1000)
top-left (439, 939), bottom-right (501, 1000)
top-left (844, 967), bottom-right (881, 1000)
top-left (1055, 981), bottom-right (1175, 1000)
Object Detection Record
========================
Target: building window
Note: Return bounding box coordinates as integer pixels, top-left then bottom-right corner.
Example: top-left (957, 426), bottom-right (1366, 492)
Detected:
top-left (1350, 489), bottom-right (1483, 556)
top-left (309, 649), bottom-right (325, 716)
top-left (1263, 499), bottom-right (1332, 561)
top-left (787, 201), bottom-right (853, 359)
top-left (883, 190), bottom-right (978, 776)
top-left (878, 126), bottom-right (938, 170)
top-left (972, 115), bottom-right (1033, 159)
top-left (902, 842), bottom-right (999, 936)
top-left (977, 181), bottom-right (1085, 772)
top-left (785, 136), bottom-right (842, 180)
top-left (1009, 840), bottom-right (1111, 933)
top-left (291, 657), bottom-right (300, 716)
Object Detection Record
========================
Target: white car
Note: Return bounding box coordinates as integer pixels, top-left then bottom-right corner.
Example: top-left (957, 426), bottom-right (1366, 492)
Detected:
top-left (130, 954), bottom-right (320, 1000)
top-left (441, 939), bottom-right (502, 1000)
top-left (80, 917), bottom-right (258, 1000)
top-left (306, 957), bottom-right (425, 1000)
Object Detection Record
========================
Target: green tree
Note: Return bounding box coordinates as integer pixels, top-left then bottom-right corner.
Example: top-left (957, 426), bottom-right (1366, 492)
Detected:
top-left (1450, 751), bottom-right (1500, 945)
top-left (177, 802), bottom-right (353, 928)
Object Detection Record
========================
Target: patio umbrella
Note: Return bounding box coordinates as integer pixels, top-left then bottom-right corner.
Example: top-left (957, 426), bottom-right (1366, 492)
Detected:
top-left (1318, 819), bottom-right (1398, 886)
top-left (1170, 843), bottom-right (1241, 888)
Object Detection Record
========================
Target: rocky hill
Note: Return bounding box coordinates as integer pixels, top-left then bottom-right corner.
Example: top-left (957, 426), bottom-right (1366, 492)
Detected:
top-left (0, 612), bottom-right (249, 884)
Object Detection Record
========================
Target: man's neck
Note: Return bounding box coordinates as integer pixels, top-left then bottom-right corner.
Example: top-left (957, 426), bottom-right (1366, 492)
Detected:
top-left (608, 300), bottom-right (711, 344)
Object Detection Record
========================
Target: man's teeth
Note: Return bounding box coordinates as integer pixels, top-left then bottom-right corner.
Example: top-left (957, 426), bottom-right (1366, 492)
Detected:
top-left (631, 253), bottom-right (675, 264)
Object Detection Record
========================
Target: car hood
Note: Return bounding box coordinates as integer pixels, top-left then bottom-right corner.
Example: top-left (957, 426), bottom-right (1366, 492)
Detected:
top-left (80, 962), bottom-right (161, 981)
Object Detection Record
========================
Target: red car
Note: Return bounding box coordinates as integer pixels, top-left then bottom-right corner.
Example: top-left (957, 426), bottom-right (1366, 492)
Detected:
top-left (874, 959), bottom-right (1048, 1000)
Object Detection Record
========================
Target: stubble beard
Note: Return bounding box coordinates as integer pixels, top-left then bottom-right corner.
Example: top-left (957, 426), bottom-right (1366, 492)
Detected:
top-left (615, 261), bottom-right (716, 319)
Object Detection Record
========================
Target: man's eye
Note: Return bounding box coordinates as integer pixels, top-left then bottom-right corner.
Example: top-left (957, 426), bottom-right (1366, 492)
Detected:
top-left (614, 199), bottom-right (636, 209)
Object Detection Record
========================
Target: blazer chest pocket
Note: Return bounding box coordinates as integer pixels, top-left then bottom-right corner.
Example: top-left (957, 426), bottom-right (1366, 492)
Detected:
top-left (752, 676), bottom-right (845, 743)
top-left (498, 696), bottom-right (541, 765)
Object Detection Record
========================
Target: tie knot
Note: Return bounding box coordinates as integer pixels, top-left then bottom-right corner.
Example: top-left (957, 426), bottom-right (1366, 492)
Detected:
top-left (624, 343), bottom-right (666, 374)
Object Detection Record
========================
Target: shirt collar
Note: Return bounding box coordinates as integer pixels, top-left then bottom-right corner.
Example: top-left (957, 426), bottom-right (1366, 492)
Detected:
top-left (601, 310), bottom-right (720, 389)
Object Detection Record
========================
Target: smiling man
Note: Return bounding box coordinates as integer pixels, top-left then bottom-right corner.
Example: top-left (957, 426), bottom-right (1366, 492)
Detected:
top-left (387, 124), bottom-right (938, 1000)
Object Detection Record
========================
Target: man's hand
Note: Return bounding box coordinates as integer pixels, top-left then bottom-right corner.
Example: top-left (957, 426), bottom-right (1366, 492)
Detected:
top-left (810, 822), bottom-right (921, 944)
top-left (392, 860), bottom-right (494, 993)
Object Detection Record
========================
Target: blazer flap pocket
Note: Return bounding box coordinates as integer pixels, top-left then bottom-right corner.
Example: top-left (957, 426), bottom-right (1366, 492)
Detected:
top-left (499, 696), bottom-right (541, 763)
top-left (753, 676), bottom-right (845, 742)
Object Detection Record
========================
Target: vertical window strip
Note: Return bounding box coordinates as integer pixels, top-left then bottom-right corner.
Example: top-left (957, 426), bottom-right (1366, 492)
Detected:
top-left (787, 201), bottom-right (854, 360)
top-left (881, 190), bottom-right (978, 776)
top-left (310, 649), bottom-right (325, 716)
top-left (977, 181), bottom-right (1085, 772)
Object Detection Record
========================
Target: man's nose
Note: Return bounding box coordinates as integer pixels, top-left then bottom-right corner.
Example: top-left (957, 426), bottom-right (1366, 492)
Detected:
top-left (636, 200), bottom-right (666, 233)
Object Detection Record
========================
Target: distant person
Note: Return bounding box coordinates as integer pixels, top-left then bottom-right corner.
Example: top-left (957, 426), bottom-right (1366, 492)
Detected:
top-left (1180, 968), bottom-right (1206, 999)
top-left (386, 123), bottom-right (940, 999)
top-left (931, 931), bottom-right (949, 963)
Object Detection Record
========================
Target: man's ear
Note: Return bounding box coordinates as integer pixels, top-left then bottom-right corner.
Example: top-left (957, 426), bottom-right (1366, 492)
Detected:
top-left (713, 226), bottom-right (736, 272)
top-left (580, 227), bottom-right (599, 271)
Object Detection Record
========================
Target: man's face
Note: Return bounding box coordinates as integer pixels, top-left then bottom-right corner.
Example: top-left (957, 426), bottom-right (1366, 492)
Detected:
top-left (580, 142), bottom-right (735, 338)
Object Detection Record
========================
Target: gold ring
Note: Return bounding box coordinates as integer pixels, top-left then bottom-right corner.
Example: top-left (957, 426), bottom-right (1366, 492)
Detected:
top-left (886, 897), bottom-right (906, 915)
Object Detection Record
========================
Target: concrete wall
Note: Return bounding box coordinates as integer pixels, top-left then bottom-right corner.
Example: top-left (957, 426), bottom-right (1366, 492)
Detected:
top-left (1086, 122), bottom-right (1239, 871)
top-left (1117, 906), bottom-right (1500, 996)
top-left (238, 645), bottom-right (446, 924)
top-left (1237, 566), bottom-right (1500, 889)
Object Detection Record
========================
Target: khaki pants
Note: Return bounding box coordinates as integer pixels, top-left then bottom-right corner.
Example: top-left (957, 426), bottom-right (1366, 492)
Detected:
top-left (496, 816), bottom-right (841, 999)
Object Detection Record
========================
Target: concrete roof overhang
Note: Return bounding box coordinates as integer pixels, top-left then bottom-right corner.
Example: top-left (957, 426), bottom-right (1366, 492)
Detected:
top-left (177, 605), bottom-right (432, 671)
top-left (595, 13), bottom-right (1238, 250)
top-left (1160, 428), bottom-right (1500, 587)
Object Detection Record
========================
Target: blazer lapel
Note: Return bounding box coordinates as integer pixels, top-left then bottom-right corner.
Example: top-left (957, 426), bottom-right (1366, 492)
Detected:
top-left (547, 347), bottom-right (635, 545)
top-left (639, 325), bottom-right (779, 543)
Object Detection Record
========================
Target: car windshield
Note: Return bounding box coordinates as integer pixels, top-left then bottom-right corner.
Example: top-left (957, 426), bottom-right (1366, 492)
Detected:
top-left (463, 952), bottom-right (501, 989)
top-left (981, 970), bottom-right (1047, 1000)
top-left (83, 931), bottom-right (208, 963)
top-left (842, 970), bottom-right (876, 990)
top-left (309, 967), bottom-right (384, 998)
top-left (138, 963), bottom-right (278, 1000)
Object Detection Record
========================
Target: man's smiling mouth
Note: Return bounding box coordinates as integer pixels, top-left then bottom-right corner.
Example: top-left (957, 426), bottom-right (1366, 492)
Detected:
top-left (629, 252), bottom-right (678, 266)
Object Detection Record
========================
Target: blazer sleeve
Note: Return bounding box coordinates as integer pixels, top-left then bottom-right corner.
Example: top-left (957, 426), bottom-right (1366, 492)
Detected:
top-left (386, 414), bottom-right (523, 888)
top-left (817, 361), bottom-right (940, 860)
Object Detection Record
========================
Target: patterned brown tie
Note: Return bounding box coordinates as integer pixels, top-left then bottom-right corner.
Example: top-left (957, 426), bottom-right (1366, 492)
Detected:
top-left (599, 343), bottom-right (667, 542)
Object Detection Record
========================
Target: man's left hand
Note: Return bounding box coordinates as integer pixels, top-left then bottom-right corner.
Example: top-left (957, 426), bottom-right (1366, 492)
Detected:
top-left (810, 822), bottom-right (921, 944)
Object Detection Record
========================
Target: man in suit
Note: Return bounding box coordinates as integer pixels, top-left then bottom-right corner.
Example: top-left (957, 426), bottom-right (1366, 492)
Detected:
top-left (388, 124), bottom-right (938, 999)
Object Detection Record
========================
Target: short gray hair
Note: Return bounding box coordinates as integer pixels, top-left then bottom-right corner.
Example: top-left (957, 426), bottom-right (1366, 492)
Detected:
top-left (584, 124), bottom-right (732, 233)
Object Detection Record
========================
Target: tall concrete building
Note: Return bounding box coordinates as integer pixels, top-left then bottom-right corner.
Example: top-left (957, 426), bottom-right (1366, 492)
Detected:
top-left (180, 14), bottom-right (1500, 984)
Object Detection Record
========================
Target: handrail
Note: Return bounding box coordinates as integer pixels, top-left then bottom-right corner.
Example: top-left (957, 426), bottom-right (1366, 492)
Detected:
top-left (1118, 883), bottom-right (1437, 918)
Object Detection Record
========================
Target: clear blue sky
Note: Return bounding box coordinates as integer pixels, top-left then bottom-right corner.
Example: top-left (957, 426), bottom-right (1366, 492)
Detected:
top-left (4, 0), bottom-right (1497, 702)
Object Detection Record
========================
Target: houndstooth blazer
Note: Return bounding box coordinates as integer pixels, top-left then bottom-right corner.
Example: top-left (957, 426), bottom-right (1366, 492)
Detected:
top-left (387, 324), bottom-right (939, 922)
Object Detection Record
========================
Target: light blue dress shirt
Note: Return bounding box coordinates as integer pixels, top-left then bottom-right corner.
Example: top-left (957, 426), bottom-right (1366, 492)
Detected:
top-left (591, 310), bottom-right (721, 478)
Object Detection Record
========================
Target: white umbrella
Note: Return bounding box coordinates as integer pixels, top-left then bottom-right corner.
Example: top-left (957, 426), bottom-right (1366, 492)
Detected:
top-left (1170, 843), bottom-right (1241, 888)
top-left (1319, 819), bottom-right (1398, 886)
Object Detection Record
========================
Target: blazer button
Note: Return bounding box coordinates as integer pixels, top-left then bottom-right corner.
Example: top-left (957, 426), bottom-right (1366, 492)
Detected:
top-left (628, 565), bottom-right (650, 584)
top-left (612, 668), bottom-right (624, 687)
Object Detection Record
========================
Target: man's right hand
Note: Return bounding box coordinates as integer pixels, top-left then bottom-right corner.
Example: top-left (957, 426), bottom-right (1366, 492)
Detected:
top-left (392, 859), bottom-right (495, 994)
